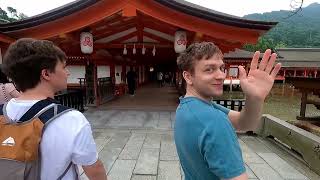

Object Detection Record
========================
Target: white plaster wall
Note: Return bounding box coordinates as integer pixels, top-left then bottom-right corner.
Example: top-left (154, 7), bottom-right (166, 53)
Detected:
top-left (67, 65), bottom-right (85, 84)
top-left (97, 65), bottom-right (110, 78)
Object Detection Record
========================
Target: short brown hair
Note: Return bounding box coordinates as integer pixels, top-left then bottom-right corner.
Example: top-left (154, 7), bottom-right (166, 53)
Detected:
top-left (177, 42), bottom-right (223, 73)
top-left (2, 38), bottom-right (66, 92)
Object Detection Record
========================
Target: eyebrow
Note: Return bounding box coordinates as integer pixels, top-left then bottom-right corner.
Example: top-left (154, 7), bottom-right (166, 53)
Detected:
top-left (204, 63), bottom-right (225, 67)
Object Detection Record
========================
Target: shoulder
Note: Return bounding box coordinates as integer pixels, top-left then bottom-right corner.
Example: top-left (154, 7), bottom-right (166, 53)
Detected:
top-left (181, 98), bottom-right (218, 117)
top-left (177, 98), bottom-right (218, 126)
top-left (46, 109), bottom-right (90, 135)
top-left (58, 109), bottom-right (88, 124)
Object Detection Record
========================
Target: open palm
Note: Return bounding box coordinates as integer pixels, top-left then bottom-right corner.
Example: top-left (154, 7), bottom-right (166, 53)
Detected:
top-left (239, 49), bottom-right (282, 101)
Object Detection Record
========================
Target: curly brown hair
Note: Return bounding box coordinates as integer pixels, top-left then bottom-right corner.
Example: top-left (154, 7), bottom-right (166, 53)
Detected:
top-left (2, 38), bottom-right (66, 92)
top-left (177, 42), bottom-right (223, 74)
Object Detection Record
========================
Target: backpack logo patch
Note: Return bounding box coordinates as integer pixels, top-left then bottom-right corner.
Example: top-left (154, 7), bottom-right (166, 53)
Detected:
top-left (1, 136), bottom-right (15, 146)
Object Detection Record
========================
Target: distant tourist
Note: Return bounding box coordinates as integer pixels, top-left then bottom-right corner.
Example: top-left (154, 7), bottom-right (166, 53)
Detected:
top-left (0, 69), bottom-right (20, 104)
top-left (127, 67), bottom-right (137, 96)
top-left (157, 71), bottom-right (163, 87)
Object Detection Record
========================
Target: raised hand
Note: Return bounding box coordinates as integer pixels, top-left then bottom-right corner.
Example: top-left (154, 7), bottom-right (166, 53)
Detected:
top-left (238, 49), bottom-right (282, 101)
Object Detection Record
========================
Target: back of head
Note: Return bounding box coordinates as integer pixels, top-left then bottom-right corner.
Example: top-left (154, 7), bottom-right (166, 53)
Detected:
top-left (2, 38), bottom-right (66, 92)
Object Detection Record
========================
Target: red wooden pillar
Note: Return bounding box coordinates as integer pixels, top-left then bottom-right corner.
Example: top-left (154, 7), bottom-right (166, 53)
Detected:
top-left (93, 62), bottom-right (99, 106)
top-left (110, 64), bottom-right (115, 84)
top-left (122, 65), bottom-right (126, 83)
top-left (284, 69), bottom-right (286, 77)
top-left (225, 63), bottom-right (230, 78)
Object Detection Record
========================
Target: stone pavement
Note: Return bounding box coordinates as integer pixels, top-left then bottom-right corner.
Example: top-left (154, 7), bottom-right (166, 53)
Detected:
top-left (79, 110), bottom-right (320, 180)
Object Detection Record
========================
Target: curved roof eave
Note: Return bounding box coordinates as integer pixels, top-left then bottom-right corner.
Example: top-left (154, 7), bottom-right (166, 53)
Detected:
top-left (0, 0), bottom-right (97, 32)
top-left (155, 0), bottom-right (278, 30)
top-left (0, 0), bottom-right (277, 33)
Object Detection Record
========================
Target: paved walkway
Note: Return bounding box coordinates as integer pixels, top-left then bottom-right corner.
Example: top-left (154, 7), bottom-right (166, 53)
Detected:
top-left (79, 110), bottom-right (320, 180)
top-left (98, 83), bottom-right (178, 111)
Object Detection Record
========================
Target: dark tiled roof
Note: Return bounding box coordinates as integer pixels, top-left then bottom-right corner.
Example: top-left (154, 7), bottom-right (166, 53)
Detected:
top-left (0, 0), bottom-right (97, 32)
top-left (276, 48), bottom-right (320, 67)
top-left (223, 48), bottom-right (264, 59)
top-left (0, 0), bottom-right (277, 33)
top-left (155, 0), bottom-right (277, 30)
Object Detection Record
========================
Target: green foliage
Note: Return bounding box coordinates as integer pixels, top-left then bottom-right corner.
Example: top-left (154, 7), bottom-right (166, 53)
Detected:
top-left (243, 2), bottom-right (320, 50)
top-left (0, 6), bottom-right (27, 23)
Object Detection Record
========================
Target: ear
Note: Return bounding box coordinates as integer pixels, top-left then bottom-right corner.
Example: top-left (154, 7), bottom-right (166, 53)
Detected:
top-left (182, 71), bottom-right (193, 85)
top-left (40, 69), bottom-right (51, 81)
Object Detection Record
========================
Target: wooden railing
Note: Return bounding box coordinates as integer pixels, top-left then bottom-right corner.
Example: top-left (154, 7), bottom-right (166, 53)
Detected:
top-left (54, 90), bottom-right (85, 112)
top-left (212, 99), bottom-right (246, 111)
top-left (97, 77), bottom-right (114, 104)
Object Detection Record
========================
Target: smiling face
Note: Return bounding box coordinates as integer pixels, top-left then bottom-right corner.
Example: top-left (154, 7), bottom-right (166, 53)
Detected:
top-left (178, 42), bottom-right (226, 100)
top-left (186, 54), bottom-right (226, 99)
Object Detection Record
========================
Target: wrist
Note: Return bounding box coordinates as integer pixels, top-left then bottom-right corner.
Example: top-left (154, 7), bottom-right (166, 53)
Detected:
top-left (245, 95), bottom-right (265, 103)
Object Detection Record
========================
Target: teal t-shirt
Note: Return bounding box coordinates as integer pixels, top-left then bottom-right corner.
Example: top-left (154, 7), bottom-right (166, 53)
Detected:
top-left (174, 97), bottom-right (245, 180)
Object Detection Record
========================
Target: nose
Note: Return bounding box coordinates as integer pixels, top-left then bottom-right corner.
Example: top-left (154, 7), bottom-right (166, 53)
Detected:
top-left (216, 69), bottom-right (226, 80)
top-left (66, 68), bottom-right (70, 76)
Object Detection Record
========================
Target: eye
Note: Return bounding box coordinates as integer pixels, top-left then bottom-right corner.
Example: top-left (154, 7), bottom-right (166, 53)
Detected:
top-left (220, 66), bottom-right (226, 72)
top-left (205, 68), bottom-right (213, 72)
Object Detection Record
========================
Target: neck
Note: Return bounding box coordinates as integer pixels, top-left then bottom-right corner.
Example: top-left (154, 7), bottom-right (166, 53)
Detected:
top-left (185, 86), bottom-right (212, 102)
top-left (17, 84), bottom-right (56, 100)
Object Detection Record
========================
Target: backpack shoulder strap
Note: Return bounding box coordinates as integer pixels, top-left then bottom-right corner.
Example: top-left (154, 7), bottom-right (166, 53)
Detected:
top-left (0, 104), bottom-right (4, 115)
top-left (18, 98), bottom-right (72, 125)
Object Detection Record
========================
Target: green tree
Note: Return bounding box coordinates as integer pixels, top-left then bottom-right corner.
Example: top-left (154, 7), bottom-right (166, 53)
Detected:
top-left (18, 13), bottom-right (28, 20)
top-left (0, 6), bottom-right (27, 23)
top-left (244, 37), bottom-right (278, 52)
top-left (0, 7), bottom-right (10, 23)
top-left (7, 7), bottom-right (17, 18)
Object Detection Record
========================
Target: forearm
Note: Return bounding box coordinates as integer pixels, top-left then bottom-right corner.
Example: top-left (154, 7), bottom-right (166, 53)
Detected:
top-left (238, 96), bottom-right (264, 131)
top-left (83, 159), bottom-right (108, 180)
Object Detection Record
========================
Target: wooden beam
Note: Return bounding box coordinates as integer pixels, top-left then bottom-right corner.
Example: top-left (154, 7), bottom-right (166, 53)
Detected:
top-left (90, 12), bottom-right (122, 29)
top-left (109, 31), bottom-right (137, 43)
top-left (143, 21), bottom-right (176, 35)
top-left (8, 0), bottom-right (126, 39)
top-left (143, 31), bottom-right (173, 43)
top-left (94, 23), bottom-right (136, 40)
top-left (95, 43), bottom-right (172, 49)
top-left (131, 0), bottom-right (261, 43)
top-left (122, 4), bottom-right (137, 17)
top-left (0, 33), bottom-right (15, 44)
top-left (93, 18), bottom-right (136, 36)
top-left (136, 13), bottom-right (144, 43)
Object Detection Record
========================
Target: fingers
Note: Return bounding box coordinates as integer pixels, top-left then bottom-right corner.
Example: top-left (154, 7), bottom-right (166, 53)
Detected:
top-left (270, 63), bottom-right (282, 78)
top-left (250, 51), bottom-right (260, 71)
top-left (238, 65), bottom-right (246, 80)
top-left (259, 49), bottom-right (271, 70)
top-left (265, 53), bottom-right (277, 74)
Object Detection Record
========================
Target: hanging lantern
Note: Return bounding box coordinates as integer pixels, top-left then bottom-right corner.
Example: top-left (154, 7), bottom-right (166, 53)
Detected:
top-left (133, 43), bottom-right (136, 55)
top-left (123, 44), bottom-right (127, 55)
top-left (174, 30), bottom-right (187, 53)
top-left (142, 44), bottom-right (146, 55)
top-left (152, 45), bottom-right (156, 56)
top-left (80, 32), bottom-right (93, 54)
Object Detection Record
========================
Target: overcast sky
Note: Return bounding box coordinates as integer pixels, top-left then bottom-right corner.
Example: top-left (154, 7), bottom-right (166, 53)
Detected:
top-left (0, 0), bottom-right (320, 17)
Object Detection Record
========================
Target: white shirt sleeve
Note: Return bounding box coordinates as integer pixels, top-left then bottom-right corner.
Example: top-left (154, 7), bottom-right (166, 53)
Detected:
top-left (71, 123), bottom-right (98, 166)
